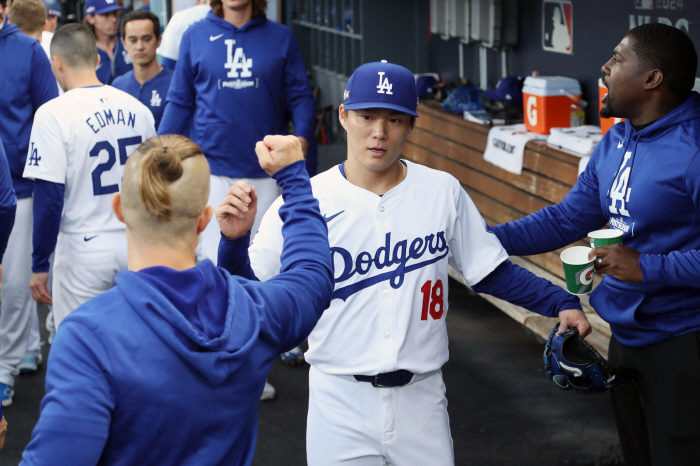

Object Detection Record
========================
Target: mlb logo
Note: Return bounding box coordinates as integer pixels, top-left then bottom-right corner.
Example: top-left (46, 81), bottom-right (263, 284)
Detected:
top-left (634, 0), bottom-right (653, 9)
top-left (542, 1), bottom-right (573, 55)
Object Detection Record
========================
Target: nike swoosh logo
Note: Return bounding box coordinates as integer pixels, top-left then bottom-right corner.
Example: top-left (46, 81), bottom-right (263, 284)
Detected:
top-left (96, 63), bottom-right (103, 70)
top-left (210, 34), bottom-right (224, 41)
top-left (324, 210), bottom-right (344, 223)
top-left (83, 235), bottom-right (99, 242)
top-left (617, 141), bottom-right (624, 148)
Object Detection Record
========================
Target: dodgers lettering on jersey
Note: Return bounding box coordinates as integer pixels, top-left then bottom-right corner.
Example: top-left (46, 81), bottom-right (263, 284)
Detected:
top-left (332, 231), bottom-right (449, 301)
top-left (249, 161), bottom-right (508, 376)
top-left (23, 86), bottom-right (156, 234)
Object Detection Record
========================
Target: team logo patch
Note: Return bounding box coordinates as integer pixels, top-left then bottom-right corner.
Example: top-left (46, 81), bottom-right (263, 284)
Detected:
top-left (376, 72), bottom-right (393, 95)
top-left (150, 90), bottom-right (162, 107)
top-left (542, 1), bottom-right (573, 55)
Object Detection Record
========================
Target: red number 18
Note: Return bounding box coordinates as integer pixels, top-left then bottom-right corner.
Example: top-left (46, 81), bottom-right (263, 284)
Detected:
top-left (420, 279), bottom-right (444, 320)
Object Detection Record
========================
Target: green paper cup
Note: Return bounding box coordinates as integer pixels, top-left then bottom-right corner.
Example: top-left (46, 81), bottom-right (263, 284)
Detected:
top-left (560, 246), bottom-right (595, 295)
top-left (589, 229), bottom-right (623, 247)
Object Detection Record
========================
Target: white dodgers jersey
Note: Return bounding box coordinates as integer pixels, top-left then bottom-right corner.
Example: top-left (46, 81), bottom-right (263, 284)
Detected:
top-left (24, 86), bottom-right (156, 233)
top-left (249, 161), bottom-right (508, 376)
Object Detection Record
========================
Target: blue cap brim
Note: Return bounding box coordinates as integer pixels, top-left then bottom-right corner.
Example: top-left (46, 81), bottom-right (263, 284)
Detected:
top-left (88, 5), bottom-right (124, 15)
top-left (343, 101), bottom-right (419, 118)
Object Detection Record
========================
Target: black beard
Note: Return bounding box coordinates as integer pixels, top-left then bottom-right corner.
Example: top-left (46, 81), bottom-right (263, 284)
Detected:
top-left (600, 100), bottom-right (614, 119)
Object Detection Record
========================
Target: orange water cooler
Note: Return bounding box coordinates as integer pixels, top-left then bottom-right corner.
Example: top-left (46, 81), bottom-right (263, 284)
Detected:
top-left (523, 76), bottom-right (583, 135)
top-left (598, 78), bottom-right (625, 135)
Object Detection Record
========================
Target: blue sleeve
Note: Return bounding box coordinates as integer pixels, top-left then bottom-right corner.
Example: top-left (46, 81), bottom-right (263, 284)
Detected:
top-left (161, 57), bottom-right (177, 71)
top-left (218, 232), bottom-right (258, 281)
top-left (30, 44), bottom-right (59, 111)
top-left (159, 34), bottom-right (195, 136)
top-left (32, 180), bottom-right (64, 273)
top-left (239, 160), bottom-right (333, 350)
top-left (20, 321), bottom-right (113, 466)
top-left (283, 34), bottom-right (316, 143)
top-left (471, 260), bottom-right (581, 317)
top-left (0, 144), bottom-right (17, 264)
top-left (491, 152), bottom-right (609, 256)
top-left (638, 150), bottom-right (700, 287)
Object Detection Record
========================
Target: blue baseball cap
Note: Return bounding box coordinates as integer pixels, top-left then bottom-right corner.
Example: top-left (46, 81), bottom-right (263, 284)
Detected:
top-left (43, 0), bottom-right (61, 18)
top-left (85, 0), bottom-right (123, 15)
top-left (343, 61), bottom-right (419, 117)
top-left (482, 76), bottom-right (525, 105)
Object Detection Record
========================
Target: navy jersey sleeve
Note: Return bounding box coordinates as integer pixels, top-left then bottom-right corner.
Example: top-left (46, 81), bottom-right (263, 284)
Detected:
top-left (30, 43), bottom-right (59, 111)
top-left (32, 180), bottom-right (64, 273)
top-left (20, 322), bottom-right (113, 465)
top-left (159, 33), bottom-right (196, 136)
top-left (639, 148), bottom-right (700, 287)
top-left (472, 260), bottom-right (581, 317)
top-left (218, 232), bottom-right (258, 281)
top-left (0, 143), bottom-right (17, 264)
top-left (283, 34), bottom-right (316, 143)
top-left (491, 149), bottom-right (609, 256)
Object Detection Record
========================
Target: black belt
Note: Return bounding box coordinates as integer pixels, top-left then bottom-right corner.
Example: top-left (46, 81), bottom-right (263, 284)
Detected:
top-left (354, 370), bottom-right (414, 388)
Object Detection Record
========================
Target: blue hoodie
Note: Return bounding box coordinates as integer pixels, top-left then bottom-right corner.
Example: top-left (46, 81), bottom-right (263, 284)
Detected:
top-left (20, 160), bottom-right (333, 466)
top-left (159, 13), bottom-right (316, 179)
top-left (0, 140), bottom-right (16, 264)
top-left (492, 93), bottom-right (700, 347)
top-left (0, 24), bottom-right (59, 198)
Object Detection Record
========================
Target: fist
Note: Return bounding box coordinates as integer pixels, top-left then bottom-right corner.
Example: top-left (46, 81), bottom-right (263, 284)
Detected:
top-left (255, 135), bottom-right (304, 177)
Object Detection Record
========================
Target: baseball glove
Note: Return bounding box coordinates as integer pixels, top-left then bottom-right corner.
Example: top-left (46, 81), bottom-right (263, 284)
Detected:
top-left (543, 324), bottom-right (621, 392)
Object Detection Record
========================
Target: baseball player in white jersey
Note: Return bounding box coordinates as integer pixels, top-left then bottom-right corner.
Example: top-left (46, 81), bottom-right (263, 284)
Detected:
top-left (24, 24), bottom-right (156, 328)
top-left (216, 61), bottom-right (591, 465)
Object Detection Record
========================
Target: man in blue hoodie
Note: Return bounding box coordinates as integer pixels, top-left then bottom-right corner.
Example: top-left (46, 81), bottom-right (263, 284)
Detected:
top-left (490, 24), bottom-right (700, 466)
top-left (0, 0), bottom-right (58, 407)
top-left (158, 0), bottom-right (317, 266)
top-left (20, 134), bottom-right (333, 465)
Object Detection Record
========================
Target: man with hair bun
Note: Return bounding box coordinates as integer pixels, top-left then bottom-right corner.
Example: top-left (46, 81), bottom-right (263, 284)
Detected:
top-left (23, 23), bottom-right (155, 334)
top-left (491, 24), bottom-right (700, 466)
top-left (20, 134), bottom-right (333, 466)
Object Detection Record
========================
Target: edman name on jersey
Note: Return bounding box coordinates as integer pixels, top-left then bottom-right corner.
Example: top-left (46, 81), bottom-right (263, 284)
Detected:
top-left (331, 231), bottom-right (449, 301)
top-left (85, 109), bottom-right (138, 134)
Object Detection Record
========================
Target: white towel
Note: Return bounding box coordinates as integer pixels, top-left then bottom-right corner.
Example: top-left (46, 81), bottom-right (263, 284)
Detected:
top-left (483, 124), bottom-right (547, 175)
top-left (578, 156), bottom-right (590, 177)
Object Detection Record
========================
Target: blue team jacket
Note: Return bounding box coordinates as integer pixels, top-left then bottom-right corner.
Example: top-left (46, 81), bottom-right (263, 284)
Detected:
top-left (160, 13), bottom-right (316, 179)
top-left (20, 161), bottom-right (333, 466)
top-left (0, 141), bottom-right (17, 265)
top-left (492, 93), bottom-right (700, 347)
top-left (112, 68), bottom-right (174, 130)
top-left (0, 24), bottom-right (58, 198)
top-left (96, 39), bottom-right (133, 85)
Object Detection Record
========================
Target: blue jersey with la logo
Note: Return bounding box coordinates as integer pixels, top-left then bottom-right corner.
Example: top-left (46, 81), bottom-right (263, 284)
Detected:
top-left (161, 12), bottom-right (316, 179)
top-left (96, 38), bottom-right (133, 85)
top-left (112, 68), bottom-right (174, 130)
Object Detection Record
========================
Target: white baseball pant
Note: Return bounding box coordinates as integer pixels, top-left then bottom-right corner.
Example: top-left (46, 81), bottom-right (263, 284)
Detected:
top-left (198, 174), bottom-right (281, 265)
top-left (307, 366), bottom-right (455, 466)
top-left (52, 230), bottom-right (127, 328)
top-left (0, 197), bottom-right (41, 386)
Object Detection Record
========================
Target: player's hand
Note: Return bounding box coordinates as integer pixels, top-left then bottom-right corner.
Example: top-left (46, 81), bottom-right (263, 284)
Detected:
top-left (589, 244), bottom-right (643, 283)
top-left (216, 181), bottom-right (258, 240)
top-left (255, 135), bottom-right (304, 176)
top-left (0, 415), bottom-right (7, 450)
top-left (30, 272), bottom-right (52, 306)
top-left (297, 136), bottom-right (309, 159)
top-left (558, 308), bottom-right (591, 337)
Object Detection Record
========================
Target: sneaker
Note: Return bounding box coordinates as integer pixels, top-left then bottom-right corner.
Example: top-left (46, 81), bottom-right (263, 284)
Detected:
top-left (280, 346), bottom-right (305, 366)
top-left (0, 383), bottom-right (14, 407)
top-left (19, 354), bottom-right (43, 374)
top-left (260, 381), bottom-right (276, 402)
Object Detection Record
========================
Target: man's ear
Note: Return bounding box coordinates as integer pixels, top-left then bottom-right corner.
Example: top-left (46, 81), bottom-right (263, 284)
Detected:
top-left (338, 104), bottom-right (348, 131)
top-left (112, 193), bottom-right (125, 223)
top-left (95, 52), bottom-right (101, 68)
top-left (197, 205), bottom-right (214, 234)
top-left (645, 69), bottom-right (664, 90)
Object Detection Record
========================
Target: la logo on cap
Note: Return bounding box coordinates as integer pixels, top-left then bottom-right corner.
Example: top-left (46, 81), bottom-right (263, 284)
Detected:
top-left (377, 72), bottom-right (393, 95)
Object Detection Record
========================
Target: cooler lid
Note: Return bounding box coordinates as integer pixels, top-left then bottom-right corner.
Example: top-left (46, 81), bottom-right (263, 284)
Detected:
top-left (523, 76), bottom-right (581, 96)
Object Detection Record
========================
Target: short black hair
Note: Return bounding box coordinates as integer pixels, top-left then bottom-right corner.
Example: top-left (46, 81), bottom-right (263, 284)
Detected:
top-left (119, 9), bottom-right (161, 39)
top-left (628, 23), bottom-right (697, 97)
top-left (0, 0), bottom-right (7, 8)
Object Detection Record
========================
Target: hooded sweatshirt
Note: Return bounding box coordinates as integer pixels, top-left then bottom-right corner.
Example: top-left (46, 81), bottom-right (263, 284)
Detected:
top-left (492, 93), bottom-right (700, 347)
top-left (0, 24), bottom-right (59, 198)
top-left (20, 160), bottom-right (333, 466)
top-left (159, 13), bottom-right (316, 179)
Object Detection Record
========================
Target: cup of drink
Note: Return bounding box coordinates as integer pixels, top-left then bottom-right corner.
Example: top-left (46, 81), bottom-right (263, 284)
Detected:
top-left (560, 246), bottom-right (595, 295)
top-left (588, 229), bottom-right (623, 248)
